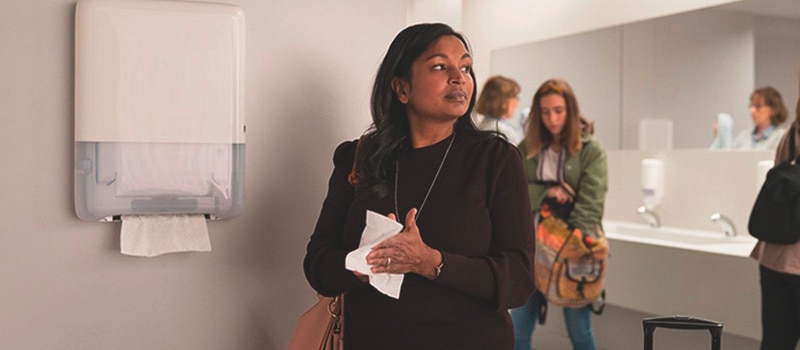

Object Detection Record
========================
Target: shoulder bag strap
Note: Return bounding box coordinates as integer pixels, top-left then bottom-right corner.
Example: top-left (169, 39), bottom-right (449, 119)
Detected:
top-left (347, 136), bottom-right (367, 187)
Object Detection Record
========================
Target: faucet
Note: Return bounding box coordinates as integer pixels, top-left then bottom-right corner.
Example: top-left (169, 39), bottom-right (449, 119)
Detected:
top-left (637, 206), bottom-right (660, 228)
top-left (710, 212), bottom-right (737, 237)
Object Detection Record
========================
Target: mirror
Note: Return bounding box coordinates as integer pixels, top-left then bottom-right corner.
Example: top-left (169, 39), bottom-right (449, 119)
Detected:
top-left (491, 0), bottom-right (800, 150)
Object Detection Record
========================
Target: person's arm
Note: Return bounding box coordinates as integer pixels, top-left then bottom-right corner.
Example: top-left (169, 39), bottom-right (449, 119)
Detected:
top-left (433, 143), bottom-right (536, 311)
top-left (568, 139), bottom-right (608, 236)
top-left (303, 141), bottom-right (365, 297)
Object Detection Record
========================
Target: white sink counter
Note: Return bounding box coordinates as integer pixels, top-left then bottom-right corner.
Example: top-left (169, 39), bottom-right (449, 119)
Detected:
top-left (601, 220), bottom-right (761, 340)
top-left (603, 220), bottom-right (757, 257)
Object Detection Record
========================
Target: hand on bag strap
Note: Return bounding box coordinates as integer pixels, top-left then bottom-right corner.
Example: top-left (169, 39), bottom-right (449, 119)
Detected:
top-left (570, 227), bottom-right (598, 251)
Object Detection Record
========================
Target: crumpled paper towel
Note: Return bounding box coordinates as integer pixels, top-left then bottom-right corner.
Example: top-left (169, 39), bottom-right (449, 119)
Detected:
top-left (345, 210), bottom-right (404, 299)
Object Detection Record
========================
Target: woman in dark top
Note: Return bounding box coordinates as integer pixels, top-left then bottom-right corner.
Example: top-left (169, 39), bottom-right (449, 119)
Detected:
top-left (303, 23), bottom-right (535, 349)
top-left (750, 78), bottom-right (800, 350)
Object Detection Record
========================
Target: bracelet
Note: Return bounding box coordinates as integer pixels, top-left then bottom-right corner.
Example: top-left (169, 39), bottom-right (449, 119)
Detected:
top-left (432, 261), bottom-right (444, 280)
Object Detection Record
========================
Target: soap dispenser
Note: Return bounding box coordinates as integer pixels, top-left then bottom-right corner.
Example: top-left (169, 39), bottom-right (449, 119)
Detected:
top-left (640, 158), bottom-right (664, 210)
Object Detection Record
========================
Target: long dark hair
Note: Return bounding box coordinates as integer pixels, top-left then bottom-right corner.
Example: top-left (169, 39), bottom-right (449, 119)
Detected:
top-left (354, 23), bottom-right (482, 199)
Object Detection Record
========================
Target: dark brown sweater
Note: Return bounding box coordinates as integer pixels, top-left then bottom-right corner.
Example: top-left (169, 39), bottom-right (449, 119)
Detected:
top-left (304, 132), bottom-right (535, 350)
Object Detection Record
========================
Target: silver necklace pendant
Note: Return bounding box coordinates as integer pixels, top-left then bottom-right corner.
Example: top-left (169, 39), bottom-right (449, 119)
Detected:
top-left (394, 132), bottom-right (456, 222)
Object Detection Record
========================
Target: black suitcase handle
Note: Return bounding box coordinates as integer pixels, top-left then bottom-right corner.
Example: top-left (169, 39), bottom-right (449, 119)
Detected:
top-left (643, 315), bottom-right (723, 350)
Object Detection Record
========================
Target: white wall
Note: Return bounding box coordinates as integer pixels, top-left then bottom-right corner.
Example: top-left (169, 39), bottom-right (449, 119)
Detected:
top-left (484, 0), bottom-right (744, 50)
top-left (755, 15), bottom-right (800, 113)
top-left (406, 0), bottom-right (462, 28)
top-left (0, 1), bottom-right (405, 349)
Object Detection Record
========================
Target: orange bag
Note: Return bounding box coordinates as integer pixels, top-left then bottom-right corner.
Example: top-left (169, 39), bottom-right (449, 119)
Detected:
top-left (534, 203), bottom-right (608, 309)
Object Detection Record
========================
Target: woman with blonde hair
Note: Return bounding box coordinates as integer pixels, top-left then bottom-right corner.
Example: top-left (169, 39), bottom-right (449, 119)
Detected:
top-left (476, 75), bottom-right (523, 145)
top-left (512, 78), bottom-right (608, 350)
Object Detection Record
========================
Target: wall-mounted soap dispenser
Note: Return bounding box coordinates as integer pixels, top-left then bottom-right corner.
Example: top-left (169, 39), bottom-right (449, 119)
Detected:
top-left (74, 0), bottom-right (246, 222)
top-left (640, 158), bottom-right (664, 210)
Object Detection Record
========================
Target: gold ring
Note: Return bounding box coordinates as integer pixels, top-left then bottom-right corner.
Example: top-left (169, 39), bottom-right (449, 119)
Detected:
top-left (386, 256), bottom-right (392, 268)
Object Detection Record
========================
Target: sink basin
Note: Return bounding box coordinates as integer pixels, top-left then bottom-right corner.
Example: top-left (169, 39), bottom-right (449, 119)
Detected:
top-left (601, 220), bottom-right (761, 340)
top-left (603, 220), bottom-right (757, 257)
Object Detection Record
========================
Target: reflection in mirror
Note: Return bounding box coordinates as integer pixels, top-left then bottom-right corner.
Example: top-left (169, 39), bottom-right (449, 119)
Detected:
top-left (491, 0), bottom-right (800, 150)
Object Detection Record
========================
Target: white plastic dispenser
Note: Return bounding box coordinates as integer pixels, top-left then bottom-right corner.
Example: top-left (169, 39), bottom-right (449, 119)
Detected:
top-left (74, 0), bottom-right (245, 222)
top-left (640, 158), bottom-right (664, 210)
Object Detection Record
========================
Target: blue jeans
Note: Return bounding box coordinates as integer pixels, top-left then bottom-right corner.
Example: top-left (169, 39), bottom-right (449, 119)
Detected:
top-left (510, 292), bottom-right (597, 350)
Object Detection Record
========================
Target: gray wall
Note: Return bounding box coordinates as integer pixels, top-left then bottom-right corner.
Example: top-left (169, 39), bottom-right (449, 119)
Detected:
top-left (0, 1), bottom-right (404, 349)
top-left (621, 9), bottom-right (755, 150)
top-left (755, 15), bottom-right (800, 113)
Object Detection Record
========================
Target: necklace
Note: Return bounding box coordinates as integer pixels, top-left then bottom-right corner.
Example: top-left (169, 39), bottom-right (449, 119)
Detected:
top-left (394, 131), bottom-right (455, 222)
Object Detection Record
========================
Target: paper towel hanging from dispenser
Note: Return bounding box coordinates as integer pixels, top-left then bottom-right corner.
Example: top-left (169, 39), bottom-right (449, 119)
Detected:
top-left (74, 0), bottom-right (246, 222)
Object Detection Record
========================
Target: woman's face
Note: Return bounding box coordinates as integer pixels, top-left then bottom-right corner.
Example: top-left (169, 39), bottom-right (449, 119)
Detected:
top-left (750, 95), bottom-right (773, 129)
top-left (540, 93), bottom-right (567, 136)
top-left (504, 95), bottom-right (519, 118)
top-left (394, 35), bottom-right (474, 124)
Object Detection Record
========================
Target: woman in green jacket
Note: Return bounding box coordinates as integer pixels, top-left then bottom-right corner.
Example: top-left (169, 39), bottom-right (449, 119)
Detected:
top-left (511, 79), bottom-right (608, 350)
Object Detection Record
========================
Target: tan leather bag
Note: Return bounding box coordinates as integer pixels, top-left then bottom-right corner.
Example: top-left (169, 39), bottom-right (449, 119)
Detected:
top-left (287, 294), bottom-right (344, 350)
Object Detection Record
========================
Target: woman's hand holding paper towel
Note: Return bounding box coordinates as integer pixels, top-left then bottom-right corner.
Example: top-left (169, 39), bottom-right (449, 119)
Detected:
top-left (367, 208), bottom-right (443, 280)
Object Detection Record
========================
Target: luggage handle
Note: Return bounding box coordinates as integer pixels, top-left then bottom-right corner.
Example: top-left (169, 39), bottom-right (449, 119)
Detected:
top-left (643, 316), bottom-right (722, 350)
top-left (643, 315), bottom-right (722, 331)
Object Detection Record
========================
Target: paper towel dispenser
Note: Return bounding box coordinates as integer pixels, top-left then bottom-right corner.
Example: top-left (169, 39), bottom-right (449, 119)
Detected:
top-left (74, 0), bottom-right (245, 221)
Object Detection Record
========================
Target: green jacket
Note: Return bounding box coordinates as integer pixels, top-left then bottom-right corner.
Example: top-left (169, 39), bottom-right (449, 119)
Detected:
top-left (518, 135), bottom-right (608, 235)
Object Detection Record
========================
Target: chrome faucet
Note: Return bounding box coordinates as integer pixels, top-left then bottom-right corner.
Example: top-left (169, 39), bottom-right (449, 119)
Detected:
top-left (710, 212), bottom-right (737, 237)
top-left (637, 206), bottom-right (660, 228)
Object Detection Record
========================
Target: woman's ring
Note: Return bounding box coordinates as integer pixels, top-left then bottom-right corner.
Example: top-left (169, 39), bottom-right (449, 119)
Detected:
top-left (386, 256), bottom-right (392, 268)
